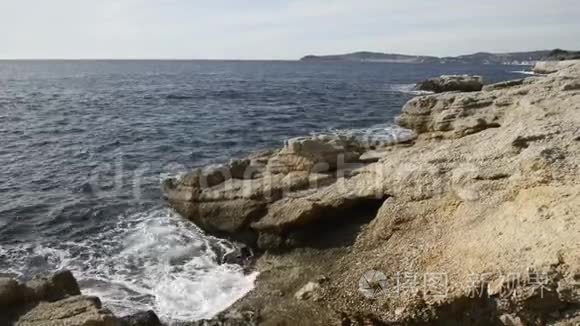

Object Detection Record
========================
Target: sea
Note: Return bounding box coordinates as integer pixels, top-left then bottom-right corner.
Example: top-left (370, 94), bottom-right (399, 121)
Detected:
top-left (0, 60), bottom-right (531, 322)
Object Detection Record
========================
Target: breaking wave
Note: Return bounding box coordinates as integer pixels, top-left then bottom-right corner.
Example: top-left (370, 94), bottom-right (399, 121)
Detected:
top-left (312, 124), bottom-right (417, 147)
top-left (389, 83), bottom-right (434, 95)
top-left (0, 209), bottom-right (257, 324)
top-left (510, 70), bottom-right (537, 75)
top-left (0, 61), bottom-right (527, 324)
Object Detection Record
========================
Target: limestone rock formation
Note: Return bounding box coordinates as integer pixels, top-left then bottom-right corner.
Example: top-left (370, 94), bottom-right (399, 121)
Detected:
top-left (162, 129), bottom-right (412, 249)
top-left (175, 60), bottom-right (580, 325)
top-left (414, 75), bottom-right (483, 93)
top-left (0, 271), bottom-right (161, 326)
top-left (15, 296), bottom-right (119, 326)
top-left (533, 60), bottom-right (580, 74)
top-left (395, 91), bottom-right (500, 137)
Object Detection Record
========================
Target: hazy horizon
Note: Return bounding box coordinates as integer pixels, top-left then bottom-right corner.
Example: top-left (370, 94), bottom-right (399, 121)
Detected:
top-left (1, 0), bottom-right (579, 60)
top-left (0, 48), bottom-right (576, 62)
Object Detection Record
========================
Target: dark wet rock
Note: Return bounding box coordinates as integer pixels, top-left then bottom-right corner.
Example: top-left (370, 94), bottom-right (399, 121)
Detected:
top-left (228, 159), bottom-right (253, 179)
top-left (226, 246), bottom-right (253, 264)
top-left (415, 75), bottom-right (483, 93)
top-left (0, 278), bottom-right (32, 306)
top-left (26, 269), bottom-right (81, 302)
top-left (1, 270), bottom-right (80, 308)
top-left (119, 310), bottom-right (162, 326)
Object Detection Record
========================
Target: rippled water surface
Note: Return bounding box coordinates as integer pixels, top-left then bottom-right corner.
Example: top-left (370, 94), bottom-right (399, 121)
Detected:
top-left (0, 60), bottom-right (527, 321)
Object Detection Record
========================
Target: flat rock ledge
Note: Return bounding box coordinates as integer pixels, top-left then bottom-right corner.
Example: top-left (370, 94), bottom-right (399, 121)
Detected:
top-left (0, 270), bottom-right (161, 326)
top-left (166, 60), bottom-right (580, 325)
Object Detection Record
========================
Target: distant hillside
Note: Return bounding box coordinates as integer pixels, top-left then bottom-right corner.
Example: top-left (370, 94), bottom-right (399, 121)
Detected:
top-left (300, 51), bottom-right (440, 64)
top-left (546, 49), bottom-right (580, 61)
top-left (441, 51), bottom-right (552, 65)
top-left (300, 49), bottom-right (579, 65)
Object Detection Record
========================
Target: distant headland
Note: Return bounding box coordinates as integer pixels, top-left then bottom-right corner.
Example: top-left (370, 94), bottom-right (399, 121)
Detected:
top-left (300, 49), bottom-right (580, 65)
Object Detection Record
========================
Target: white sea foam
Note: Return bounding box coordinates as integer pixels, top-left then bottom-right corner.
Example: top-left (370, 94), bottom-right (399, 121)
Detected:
top-left (510, 70), bottom-right (537, 75)
top-left (389, 83), bottom-right (434, 95)
top-left (0, 209), bottom-right (257, 324)
top-left (312, 123), bottom-right (417, 148)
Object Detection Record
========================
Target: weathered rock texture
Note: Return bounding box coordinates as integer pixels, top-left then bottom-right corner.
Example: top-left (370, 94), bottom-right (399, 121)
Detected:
top-left (533, 60), bottom-right (580, 74)
top-left (170, 61), bottom-right (580, 325)
top-left (163, 130), bottom-right (415, 249)
top-left (16, 296), bottom-right (119, 326)
top-left (0, 271), bottom-right (161, 326)
top-left (414, 75), bottom-right (484, 93)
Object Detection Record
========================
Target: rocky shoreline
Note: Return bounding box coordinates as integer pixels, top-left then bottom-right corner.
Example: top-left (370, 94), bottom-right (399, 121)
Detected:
top-left (0, 270), bottom-right (161, 326)
top-left (7, 61), bottom-right (577, 326)
top-left (165, 61), bottom-right (580, 325)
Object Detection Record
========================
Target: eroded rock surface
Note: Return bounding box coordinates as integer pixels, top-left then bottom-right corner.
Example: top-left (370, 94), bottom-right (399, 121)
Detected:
top-left (165, 60), bottom-right (580, 325)
top-left (162, 128), bottom-right (413, 249)
top-left (16, 296), bottom-right (119, 326)
top-left (533, 60), bottom-right (580, 74)
top-left (396, 91), bottom-right (501, 137)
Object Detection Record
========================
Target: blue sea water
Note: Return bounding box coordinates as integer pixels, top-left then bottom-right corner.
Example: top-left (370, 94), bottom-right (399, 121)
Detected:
top-left (0, 60), bottom-right (529, 321)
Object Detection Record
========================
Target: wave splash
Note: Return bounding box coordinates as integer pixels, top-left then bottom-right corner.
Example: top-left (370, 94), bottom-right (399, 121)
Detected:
top-left (312, 124), bottom-right (417, 148)
top-left (0, 209), bottom-right (257, 323)
top-left (510, 70), bottom-right (537, 75)
top-left (389, 83), bottom-right (435, 95)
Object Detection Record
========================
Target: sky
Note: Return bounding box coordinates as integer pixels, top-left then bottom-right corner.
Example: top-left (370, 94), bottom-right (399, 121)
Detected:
top-left (0, 0), bottom-right (579, 60)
